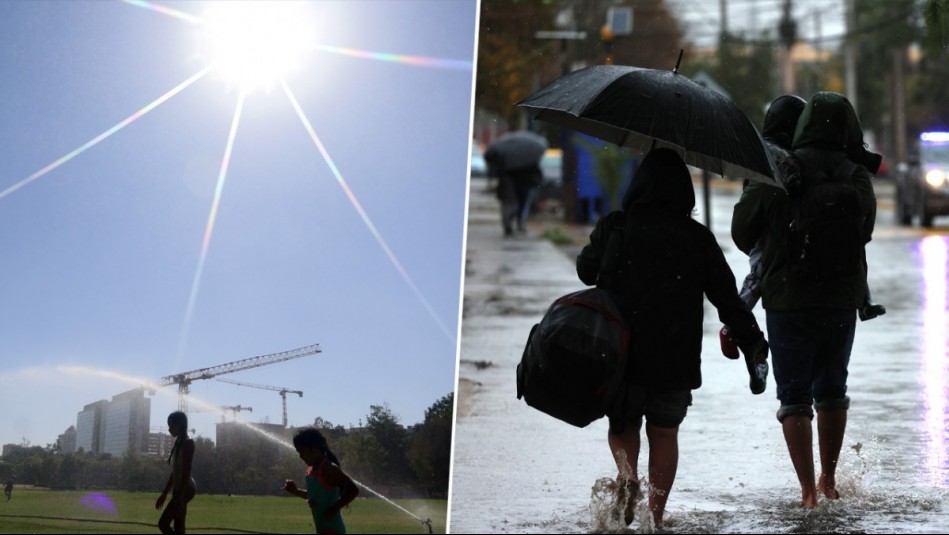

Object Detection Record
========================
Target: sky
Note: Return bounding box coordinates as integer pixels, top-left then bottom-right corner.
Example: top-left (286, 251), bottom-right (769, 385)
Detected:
top-left (0, 0), bottom-right (478, 449)
top-left (670, 0), bottom-right (847, 49)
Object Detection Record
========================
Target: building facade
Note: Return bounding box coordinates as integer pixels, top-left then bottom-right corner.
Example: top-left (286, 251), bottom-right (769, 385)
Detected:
top-left (75, 388), bottom-right (150, 457)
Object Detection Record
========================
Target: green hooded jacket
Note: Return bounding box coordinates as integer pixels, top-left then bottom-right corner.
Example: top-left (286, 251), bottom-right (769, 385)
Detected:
top-left (731, 92), bottom-right (876, 310)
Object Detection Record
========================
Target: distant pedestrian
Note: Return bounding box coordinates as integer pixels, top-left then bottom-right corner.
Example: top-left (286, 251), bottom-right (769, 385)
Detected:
top-left (4, 479), bottom-right (12, 501)
top-left (484, 131), bottom-right (547, 236)
top-left (732, 91), bottom-right (877, 508)
top-left (284, 427), bottom-right (359, 534)
top-left (156, 411), bottom-right (196, 534)
top-left (577, 148), bottom-right (769, 529)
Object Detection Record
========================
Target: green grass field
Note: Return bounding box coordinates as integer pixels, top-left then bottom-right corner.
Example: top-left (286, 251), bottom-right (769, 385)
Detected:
top-left (0, 489), bottom-right (446, 534)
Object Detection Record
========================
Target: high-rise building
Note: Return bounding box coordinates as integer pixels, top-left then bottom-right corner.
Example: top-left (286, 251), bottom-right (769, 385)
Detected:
top-left (76, 400), bottom-right (108, 455)
top-left (76, 388), bottom-right (150, 457)
top-left (58, 425), bottom-right (77, 454)
top-left (147, 429), bottom-right (175, 459)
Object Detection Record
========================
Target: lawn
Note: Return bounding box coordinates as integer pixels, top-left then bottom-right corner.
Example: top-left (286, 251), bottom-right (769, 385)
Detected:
top-left (0, 489), bottom-right (446, 534)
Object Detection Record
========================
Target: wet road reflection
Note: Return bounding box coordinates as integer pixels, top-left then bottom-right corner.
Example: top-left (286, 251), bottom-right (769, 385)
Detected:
top-left (918, 236), bottom-right (949, 487)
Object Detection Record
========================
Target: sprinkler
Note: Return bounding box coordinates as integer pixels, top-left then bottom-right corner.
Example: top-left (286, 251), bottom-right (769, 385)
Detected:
top-left (422, 517), bottom-right (433, 534)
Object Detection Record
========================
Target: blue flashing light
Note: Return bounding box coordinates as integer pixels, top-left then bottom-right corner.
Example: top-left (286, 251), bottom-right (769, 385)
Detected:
top-left (920, 132), bottom-right (949, 143)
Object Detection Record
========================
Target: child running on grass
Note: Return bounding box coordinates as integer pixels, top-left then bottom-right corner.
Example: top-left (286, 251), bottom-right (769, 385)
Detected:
top-left (284, 427), bottom-right (359, 534)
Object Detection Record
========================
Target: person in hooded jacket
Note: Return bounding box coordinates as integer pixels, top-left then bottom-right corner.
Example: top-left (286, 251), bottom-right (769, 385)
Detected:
top-left (577, 148), bottom-right (769, 529)
top-left (731, 92), bottom-right (877, 508)
top-left (720, 95), bottom-right (808, 360)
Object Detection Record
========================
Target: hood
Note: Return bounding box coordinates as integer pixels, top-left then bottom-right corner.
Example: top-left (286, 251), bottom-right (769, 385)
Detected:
top-left (621, 148), bottom-right (695, 216)
top-left (793, 91), bottom-right (853, 152)
top-left (762, 95), bottom-right (806, 150)
top-left (792, 92), bottom-right (882, 173)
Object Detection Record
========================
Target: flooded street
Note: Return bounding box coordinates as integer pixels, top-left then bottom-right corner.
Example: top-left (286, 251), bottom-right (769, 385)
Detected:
top-left (450, 178), bottom-right (949, 533)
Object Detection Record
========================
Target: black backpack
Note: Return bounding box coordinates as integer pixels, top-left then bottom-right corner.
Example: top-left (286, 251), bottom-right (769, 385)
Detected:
top-left (785, 153), bottom-right (864, 281)
top-left (515, 215), bottom-right (629, 428)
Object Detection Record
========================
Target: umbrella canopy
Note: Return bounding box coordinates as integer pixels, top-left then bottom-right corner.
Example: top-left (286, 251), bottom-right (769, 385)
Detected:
top-left (484, 130), bottom-right (549, 173)
top-left (517, 65), bottom-right (778, 186)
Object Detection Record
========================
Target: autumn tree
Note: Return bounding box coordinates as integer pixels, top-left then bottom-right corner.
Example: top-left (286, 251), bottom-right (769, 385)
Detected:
top-left (476, 0), bottom-right (559, 128)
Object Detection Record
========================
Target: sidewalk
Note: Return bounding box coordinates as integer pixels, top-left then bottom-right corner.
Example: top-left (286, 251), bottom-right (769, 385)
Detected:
top-left (453, 180), bottom-right (617, 533)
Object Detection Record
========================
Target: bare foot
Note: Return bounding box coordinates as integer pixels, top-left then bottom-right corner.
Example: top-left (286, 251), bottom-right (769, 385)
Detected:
top-left (800, 488), bottom-right (819, 508)
top-left (818, 474), bottom-right (840, 500)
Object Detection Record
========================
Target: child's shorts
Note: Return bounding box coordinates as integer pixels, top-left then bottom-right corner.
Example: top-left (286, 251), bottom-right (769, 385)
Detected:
top-left (608, 384), bottom-right (692, 434)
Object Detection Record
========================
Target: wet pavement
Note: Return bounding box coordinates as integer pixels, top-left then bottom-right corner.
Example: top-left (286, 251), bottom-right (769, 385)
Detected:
top-left (450, 177), bottom-right (949, 533)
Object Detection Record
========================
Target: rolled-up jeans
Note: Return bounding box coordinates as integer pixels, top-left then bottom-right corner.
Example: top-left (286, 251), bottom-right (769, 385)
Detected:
top-left (766, 308), bottom-right (856, 422)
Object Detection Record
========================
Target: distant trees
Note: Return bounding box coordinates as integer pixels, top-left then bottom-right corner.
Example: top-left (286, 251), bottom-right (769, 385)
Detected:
top-left (0, 393), bottom-right (454, 500)
top-left (408, 393), bottom-right (453, 498)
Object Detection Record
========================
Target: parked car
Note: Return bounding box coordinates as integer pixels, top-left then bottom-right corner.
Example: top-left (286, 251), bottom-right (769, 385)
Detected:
top-left (895, 131), bottom-right (949, 227)
top-left (469, 140), bottom-right (487, 178)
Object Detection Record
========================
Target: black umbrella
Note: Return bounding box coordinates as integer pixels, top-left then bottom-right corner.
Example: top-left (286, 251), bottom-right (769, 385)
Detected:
top-left (484, 130), bottom-right (549, 173)
top-left (517, 64), bottom-right (778, 186)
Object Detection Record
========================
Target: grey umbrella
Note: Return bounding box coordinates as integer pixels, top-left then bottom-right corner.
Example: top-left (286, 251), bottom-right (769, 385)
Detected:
top-left (517, 64), bottom-right (778, 186)
top-left (484, 130), bottom-right (549, 173)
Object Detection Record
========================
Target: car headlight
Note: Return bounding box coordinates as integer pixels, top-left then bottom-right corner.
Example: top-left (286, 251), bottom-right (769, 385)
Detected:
top-left (925, 169), bottom-right (947, 188)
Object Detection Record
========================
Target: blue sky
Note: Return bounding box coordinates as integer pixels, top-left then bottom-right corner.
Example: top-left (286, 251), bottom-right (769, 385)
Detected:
top-left (0, 0), bottom-right (477, 448)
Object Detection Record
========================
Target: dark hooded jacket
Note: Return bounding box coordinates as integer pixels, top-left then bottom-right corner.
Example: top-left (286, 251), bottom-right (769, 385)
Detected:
top-left (761, 95), bottom-right (806, 189)
top-left (763, 95), bottom-right (807, 151)
top-left (577, 148), bottom-right (764, 390)
top-left (732, 92), bottom-right (876, 310)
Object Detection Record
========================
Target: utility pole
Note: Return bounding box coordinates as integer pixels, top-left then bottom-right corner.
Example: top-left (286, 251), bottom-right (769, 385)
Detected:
top-left (891, 47), bottom-right (907, 167)
top-left (535, 28), bottom-right (587, 223)
top-left (779, 0), bottom-right (797, 94)
top-left (844, 0), bottom-right (858, 112)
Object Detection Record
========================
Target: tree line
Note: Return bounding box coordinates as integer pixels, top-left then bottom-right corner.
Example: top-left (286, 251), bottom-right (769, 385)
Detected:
top-left (0, 393), bottom-right (452, 500)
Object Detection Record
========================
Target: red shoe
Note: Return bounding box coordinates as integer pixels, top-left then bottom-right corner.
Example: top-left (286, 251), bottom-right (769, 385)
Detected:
top-left (720, 326), bottom-right (740, 359)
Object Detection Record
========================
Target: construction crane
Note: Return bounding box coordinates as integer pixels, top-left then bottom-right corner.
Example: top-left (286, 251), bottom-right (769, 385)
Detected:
top-left (158, 343), bottom-right (320, 412)
top-left (217, 378), bottom-right (303, 428)
top-left (219, 405), bottom-right (253, 422)
top-left (188, 404), bottom-right (254, 422)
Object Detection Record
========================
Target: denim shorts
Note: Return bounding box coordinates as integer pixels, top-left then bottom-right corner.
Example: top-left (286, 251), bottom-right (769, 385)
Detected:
top-left (608, 383), bottom-right (692, 433)
top-left (766, 309), bottom-right (856, 419)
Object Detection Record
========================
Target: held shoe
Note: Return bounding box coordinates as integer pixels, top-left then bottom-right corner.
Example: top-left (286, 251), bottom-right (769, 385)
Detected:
top-left (744, 339), bottom-right (769, 395)
top-left (859, 303), bottom-right (886, 321)
top-left (719, 326), bottom-right (740, 359)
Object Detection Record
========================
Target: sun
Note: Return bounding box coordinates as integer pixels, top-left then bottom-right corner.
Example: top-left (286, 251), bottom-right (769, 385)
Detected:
top-left (198, 1), bottom-right (313, 93)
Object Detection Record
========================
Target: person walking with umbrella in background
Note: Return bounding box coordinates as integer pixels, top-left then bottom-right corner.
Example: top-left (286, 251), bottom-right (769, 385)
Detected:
top-left (576, 148), bottom-right (769, 530)
top-left (732, 92), bottom-right (877, 508)
top-left (484, 130), bottom-right (547, 236)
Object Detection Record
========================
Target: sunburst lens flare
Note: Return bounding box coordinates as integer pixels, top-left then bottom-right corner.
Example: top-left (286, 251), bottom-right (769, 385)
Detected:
top-left (199, 1), bottom-right (313, 93)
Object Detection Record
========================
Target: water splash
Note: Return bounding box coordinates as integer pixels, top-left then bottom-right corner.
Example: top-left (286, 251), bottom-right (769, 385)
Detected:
top-left (590, 477), bottom-right (654, 534)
